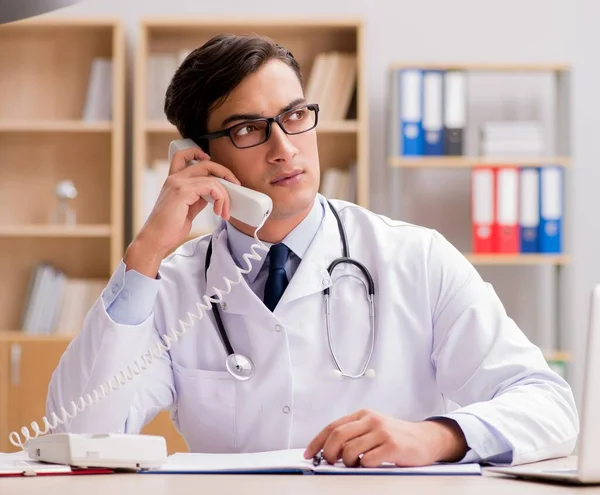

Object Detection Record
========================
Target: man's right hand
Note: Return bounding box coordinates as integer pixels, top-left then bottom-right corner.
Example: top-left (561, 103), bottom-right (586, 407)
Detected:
top-left (124, 146), bottom-right (241, 279)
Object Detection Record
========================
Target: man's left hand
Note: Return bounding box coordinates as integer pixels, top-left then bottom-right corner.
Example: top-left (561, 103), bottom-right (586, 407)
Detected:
top-left (303, 409), bottom-right (468, 468)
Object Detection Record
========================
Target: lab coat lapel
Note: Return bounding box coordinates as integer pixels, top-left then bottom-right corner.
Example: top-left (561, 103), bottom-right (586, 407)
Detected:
top-left (277, 200), bottom-right (340, 308)
top-left (204, 225), bottom-right (267, 317)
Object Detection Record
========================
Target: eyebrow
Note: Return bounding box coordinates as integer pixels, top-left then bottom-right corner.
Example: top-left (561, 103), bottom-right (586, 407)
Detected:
top-left (220, 98), bottom-right (307, 128)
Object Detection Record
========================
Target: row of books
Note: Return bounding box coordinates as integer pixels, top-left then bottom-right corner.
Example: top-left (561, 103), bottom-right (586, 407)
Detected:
top-left (395, 68), bottom-right (466, 156)
top-left (146, 49), bottom-right (357, 122)
top-left (21, 262), bottom-right (106, 335)
top-left (471, 166), bottom-right (563, 254)
top-left (304, 51), bottom-right (357, 121)
top-left (147, 50), bottom-right (192, 120)
top-left (82, 57), bottom-right (113, 121)
top-left (319, 163), bottom-right (357, 203)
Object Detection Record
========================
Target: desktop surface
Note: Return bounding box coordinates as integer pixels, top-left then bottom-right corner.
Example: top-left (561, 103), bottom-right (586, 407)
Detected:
top-left (1, 457), bottom-right (592, 495)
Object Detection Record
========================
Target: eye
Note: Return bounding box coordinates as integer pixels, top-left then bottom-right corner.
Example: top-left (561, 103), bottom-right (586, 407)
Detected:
top-left (234, 124), bottom-right (260, 136)
top-left (286, 108), bottom-right (307, 121)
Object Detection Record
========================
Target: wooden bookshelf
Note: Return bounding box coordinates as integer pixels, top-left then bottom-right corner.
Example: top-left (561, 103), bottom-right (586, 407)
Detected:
top-left (0, 17), bottom-right (125, 330)
top-left (0, 120), bottom-right (113, 133)
top-left (388, 62), bottom-right (572, 376)
top-left (133, 17), bottom-right (368, 238)
top-left (0, 18), bottom-right (125, 451)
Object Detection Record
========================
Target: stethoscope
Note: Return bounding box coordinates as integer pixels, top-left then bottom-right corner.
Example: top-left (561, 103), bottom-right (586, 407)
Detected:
top-left (205, 200), bottom-right (376, 381)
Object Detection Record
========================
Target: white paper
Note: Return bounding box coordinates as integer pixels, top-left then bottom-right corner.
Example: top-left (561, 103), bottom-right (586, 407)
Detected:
top-left (160, 449), bottom-right (309, 472)
top-left (151, 448), bottom-right (481, 475)
top-left (0, 451), bottom-right (72, 474)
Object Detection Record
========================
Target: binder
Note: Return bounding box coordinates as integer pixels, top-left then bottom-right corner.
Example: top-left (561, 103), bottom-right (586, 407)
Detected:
top-left (493, 167), bottom-right (519, 253)
top-left (443, 71), bottom-right (466, 156)
top-left (472, 167), bottom-right (495, 253)
top-left (519, 167), bottom-right (540, 253)
top-left (398, 69), bottom-right (423, 155)
top-left (539, 166), bottom-right (563, 253)
top-left (422, 70), bottom-right (444, 155)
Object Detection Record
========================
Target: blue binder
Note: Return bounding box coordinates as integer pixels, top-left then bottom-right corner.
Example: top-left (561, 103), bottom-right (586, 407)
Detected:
top-left (538, 166), bottom-right (563, 253)
top-left (422, 70), bottom-right (444, 155)
top-left (519, 167), bottom-right (540, 253)
top-left (398, 69), bottom-right (423, 156)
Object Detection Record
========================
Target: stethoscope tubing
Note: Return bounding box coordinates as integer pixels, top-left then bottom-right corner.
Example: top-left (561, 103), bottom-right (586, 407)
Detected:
top-left (205, 200), bottom-right (376, 380)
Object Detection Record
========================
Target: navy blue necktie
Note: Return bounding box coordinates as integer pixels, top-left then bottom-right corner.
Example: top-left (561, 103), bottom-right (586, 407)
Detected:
top-left (264, 243), bottom-right (291, 311)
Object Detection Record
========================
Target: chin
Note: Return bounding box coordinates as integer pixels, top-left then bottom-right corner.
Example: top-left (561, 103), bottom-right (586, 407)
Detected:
top-left (270, 188), bottom-right (317, 219)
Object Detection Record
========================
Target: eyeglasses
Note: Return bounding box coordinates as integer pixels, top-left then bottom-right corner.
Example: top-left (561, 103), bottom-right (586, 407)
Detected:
top-left (197, 103), bottom-right (319, 149)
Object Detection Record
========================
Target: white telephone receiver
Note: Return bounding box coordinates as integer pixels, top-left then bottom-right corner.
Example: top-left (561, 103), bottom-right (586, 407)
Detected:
top-left (10, 139), bottom-right (274, 469)
top-left (168, 139), bottom-right (272, 227)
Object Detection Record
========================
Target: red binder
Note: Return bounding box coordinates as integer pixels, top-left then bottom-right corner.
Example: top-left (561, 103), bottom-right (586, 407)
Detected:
top-left (492, 166), bottom-right (519, 253)
top-left (471, 167), bottom-right (495, 253)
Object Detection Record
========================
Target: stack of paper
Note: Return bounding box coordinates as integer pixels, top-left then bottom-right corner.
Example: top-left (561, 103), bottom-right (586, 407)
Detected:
top-left (0, 451), bottom-right (113, 477)
top-left (141, 448), bottom-right (482, 476)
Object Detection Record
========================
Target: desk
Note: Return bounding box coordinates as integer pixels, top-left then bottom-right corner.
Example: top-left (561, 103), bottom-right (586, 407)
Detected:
top-left (1, 457), bottom-right (596, 494)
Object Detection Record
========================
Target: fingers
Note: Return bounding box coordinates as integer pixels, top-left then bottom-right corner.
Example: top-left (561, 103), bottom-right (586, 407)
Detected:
top-left (359, 444), bottom-right (393, 468)
top-left (169, 147), bottom-right (211, 175)
top-left (304, 410), bottom-right (367, 459)
top-left (321, 416), bottom-right (372, 465)
top-left (169, 176), bottom-right (231, 221)
top-left (183, 161), bottom-right (242, 186)
top-left (341, 431), bottom-right (384, 467)
top-left (169, 147), bottom-right (241, 186)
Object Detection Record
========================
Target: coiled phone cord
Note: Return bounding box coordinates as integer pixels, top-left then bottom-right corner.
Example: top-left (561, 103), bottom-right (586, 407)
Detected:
top-left (9, 219), bottom-right (269, 450)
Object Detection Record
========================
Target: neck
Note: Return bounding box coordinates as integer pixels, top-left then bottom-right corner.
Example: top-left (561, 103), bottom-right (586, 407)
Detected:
top-left (229, 203), bottom-right (313, 244)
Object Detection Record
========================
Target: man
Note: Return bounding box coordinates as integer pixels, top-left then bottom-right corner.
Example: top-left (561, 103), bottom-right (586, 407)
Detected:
top-left (46, 34), bottom-right (578, 468)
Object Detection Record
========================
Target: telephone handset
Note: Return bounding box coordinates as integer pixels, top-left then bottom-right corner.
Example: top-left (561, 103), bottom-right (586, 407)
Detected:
top-left (168, 139), bottom-right (272, 227)
top-left (10, 140), bottom-right (273, 468)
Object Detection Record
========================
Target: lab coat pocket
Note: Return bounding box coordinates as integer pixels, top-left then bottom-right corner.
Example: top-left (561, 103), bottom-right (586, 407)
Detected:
top-left (172, 362), bottom-right (237, 453)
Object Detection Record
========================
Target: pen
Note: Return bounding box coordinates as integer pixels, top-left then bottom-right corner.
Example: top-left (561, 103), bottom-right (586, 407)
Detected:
top-left (312, 450), bottom-right (323, 466)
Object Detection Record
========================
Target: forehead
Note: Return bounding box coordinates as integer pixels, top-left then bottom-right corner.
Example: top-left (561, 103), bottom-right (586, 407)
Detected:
top-left (207, 59), bottom-right (304, 130)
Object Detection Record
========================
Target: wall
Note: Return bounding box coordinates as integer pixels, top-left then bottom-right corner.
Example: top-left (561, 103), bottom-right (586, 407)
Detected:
top-left (43, 0), bottom-right (596, 401)
top-left (569, 0), bottom-right (600, 406)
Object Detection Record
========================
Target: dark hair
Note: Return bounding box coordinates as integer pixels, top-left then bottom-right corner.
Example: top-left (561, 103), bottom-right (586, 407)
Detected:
top-left (164, 33), bottom-right (302, 151)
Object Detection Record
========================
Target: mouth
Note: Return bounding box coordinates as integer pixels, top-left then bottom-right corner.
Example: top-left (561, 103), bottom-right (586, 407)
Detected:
top-left (270, 170), bottom-right (304, 185)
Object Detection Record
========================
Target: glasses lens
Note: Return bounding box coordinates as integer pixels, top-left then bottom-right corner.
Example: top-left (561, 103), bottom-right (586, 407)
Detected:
top-left (281, 106), bottom-right (317, 135)
top-left (230, 120), bottom-right (269, 148)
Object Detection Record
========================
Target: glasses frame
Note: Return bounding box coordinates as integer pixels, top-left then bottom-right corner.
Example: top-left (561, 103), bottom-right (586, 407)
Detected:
top-left (196, 103), bottom-right (320, 149)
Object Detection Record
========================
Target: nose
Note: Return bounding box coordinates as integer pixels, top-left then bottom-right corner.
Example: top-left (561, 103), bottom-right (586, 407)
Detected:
top-left (266, 122), bottom-right (298, 164)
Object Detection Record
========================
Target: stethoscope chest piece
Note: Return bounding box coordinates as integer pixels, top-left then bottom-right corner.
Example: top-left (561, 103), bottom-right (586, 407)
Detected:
top-left (226, 353), bottom-right (254, 380)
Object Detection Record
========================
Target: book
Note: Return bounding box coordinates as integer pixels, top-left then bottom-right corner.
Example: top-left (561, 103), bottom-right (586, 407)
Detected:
top-left (141, 448), bottom-right (481, 476)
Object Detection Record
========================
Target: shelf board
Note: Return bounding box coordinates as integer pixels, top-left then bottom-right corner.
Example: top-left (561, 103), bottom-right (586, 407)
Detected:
top-left (0, 330), bottom-right (75, 342)
top-left (388, 156), bottom-right (571, 168)
top-left (0, 120), bottom-right (112, 133)
top-left (145, 120), bottom-right (358, 134)
top-left (465, 253), bottom-right (570, 266)
top-left (390, 62), bottom-right (570, 72)
top-left (0, 224), bottom-right (112, 238)
top-left (142, 17), bottom-right (363, 29)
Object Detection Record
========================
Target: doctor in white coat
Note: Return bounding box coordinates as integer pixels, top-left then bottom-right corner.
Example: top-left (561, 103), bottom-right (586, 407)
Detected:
top-left (46, 33), bottom-right (578, 468)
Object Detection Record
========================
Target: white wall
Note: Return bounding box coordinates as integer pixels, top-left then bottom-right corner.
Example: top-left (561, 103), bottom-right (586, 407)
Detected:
top-left (569, 0), bottom-right (600, 406)
top-left (44, 0), bottom-right (599, 402)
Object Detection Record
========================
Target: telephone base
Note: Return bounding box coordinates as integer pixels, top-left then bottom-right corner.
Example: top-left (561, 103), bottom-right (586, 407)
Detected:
top-left (26, 433), bottom-right (168, 470)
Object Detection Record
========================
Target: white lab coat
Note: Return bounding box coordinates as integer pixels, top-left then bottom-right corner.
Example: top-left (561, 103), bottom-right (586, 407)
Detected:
top-left (46, 198), bottom-right (578, 465)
